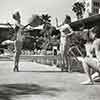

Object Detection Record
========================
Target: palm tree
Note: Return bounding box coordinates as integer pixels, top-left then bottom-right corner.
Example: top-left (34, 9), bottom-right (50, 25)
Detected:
top-left (40, 14), bottom-right (51, 50)
top-left (41, 14), bottom-right (51, 23)
top-left (72, 1), bottom-right (85, 19)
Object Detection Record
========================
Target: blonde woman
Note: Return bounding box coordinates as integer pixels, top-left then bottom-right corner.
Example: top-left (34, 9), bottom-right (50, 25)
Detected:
top-left (56, 15), bottom-right (74, 71)
top-left (12, 12), bottom-right (43, 72)
top-left (12, 11), bottom-right (24, 72)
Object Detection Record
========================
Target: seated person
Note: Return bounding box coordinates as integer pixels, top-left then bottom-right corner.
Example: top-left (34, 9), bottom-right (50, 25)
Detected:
top-left (79, 27), bottom-right (100, 85)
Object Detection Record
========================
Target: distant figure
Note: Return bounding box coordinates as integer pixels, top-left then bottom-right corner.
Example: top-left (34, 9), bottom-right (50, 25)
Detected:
top-left (12, 11), bottom-right (25, 72)
top-left (56, 15), bottom-right (74, 71)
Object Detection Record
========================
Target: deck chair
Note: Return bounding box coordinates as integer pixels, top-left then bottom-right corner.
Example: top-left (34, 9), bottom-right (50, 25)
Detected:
top-left (67, 45), bottom-right (84, 72)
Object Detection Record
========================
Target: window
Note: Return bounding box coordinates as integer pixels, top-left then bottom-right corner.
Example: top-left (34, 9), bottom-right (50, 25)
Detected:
top-left (98, 2), bottom-right (100, 7)
top-left (95, 2), bottom-right (97, 6)
top-left (97, 2), bottom-right (99, 6)
top-left (96, 8), bottom-right (99, 13)
top-left (93, 2), bottom-right (100, 7)
top-left (93, 8), bottom-right (99, 14)
top-left (93, 2), bottom-right (96, 6)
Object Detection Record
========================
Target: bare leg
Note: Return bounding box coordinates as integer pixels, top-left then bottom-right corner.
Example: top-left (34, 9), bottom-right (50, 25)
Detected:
top-left (13, 41), bottom-right (22, 72)
top-left (63, 54), bottom-right (71, 72)
top-left (61, 53), bottom-right (65, 71)
top-left (80, 57), bottom-right (95, 85)
top-left (57, 52), bottom-right (66, 72)
top-left (91, 72), bottom-right (99, 79)
top-left (14, 51), bottom-right (21, 72)
top-left (67, 55), bottom-right (71, 72)
top-left (91, 72), bottom-right (100, 82)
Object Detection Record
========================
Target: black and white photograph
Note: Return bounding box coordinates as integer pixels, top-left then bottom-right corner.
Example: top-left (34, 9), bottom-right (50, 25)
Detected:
top-left (0, 0), bottom-right (100, 100)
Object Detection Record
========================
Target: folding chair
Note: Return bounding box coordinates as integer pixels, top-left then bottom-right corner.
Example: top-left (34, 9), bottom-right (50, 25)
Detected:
top-left (67, 45), bottom-right (84, 72)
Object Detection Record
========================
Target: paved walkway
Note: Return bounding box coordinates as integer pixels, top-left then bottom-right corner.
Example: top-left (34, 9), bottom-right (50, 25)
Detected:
top-left (0, 61), bottom-right (100, 100)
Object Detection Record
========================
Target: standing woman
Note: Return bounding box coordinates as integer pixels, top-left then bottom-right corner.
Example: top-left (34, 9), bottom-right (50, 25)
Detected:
top-left (12, 13), bottom-right (43, 72)
top-left (12, 11), bottom-right (24, 72)
top-left (56, 15), bottom-right (74, 71)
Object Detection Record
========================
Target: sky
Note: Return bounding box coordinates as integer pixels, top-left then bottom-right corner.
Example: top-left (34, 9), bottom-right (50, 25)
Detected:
top-left (0, 0), bottom-right (76, 25)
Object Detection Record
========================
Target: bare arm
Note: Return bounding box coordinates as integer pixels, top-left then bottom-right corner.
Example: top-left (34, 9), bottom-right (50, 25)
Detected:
top-left (93, 39), bottom-right (100, 61)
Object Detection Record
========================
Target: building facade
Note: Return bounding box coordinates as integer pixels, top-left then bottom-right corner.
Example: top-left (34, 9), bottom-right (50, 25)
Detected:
top-left (84, 0), bottom-right (100, 17)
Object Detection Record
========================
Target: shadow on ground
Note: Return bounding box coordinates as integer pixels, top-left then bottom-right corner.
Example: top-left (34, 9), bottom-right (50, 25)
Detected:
top-left (0, 83), bottom-right (64, 100)
top-left (19, 70), bottom-right (84, 73)
top-left (19, 70), bottom-right (62, 73)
